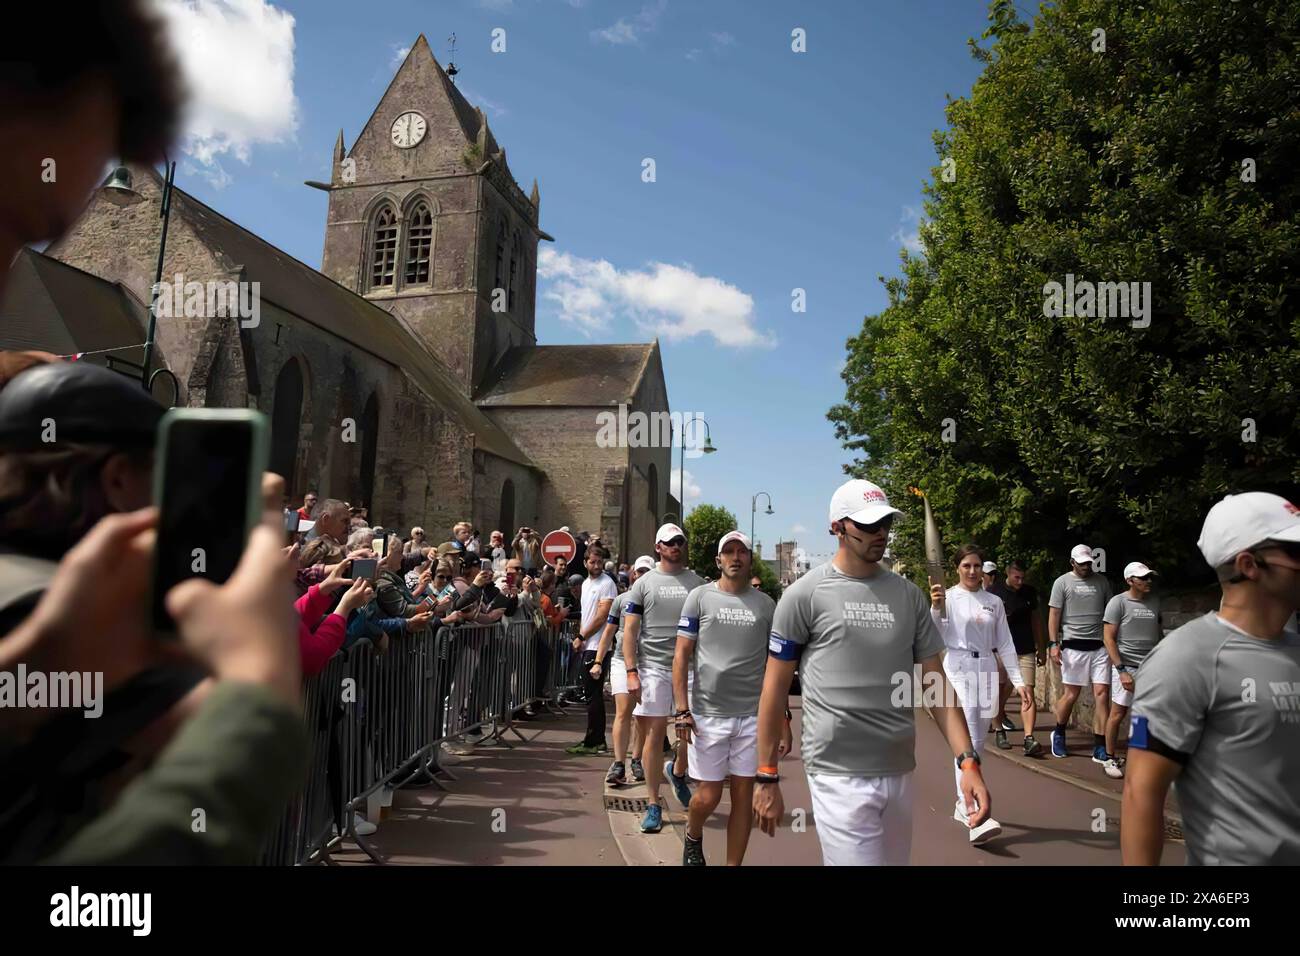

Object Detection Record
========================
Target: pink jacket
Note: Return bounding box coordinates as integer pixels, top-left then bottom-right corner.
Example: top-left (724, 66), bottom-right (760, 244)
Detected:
top-left (294, 584), bottom-right (348, 677)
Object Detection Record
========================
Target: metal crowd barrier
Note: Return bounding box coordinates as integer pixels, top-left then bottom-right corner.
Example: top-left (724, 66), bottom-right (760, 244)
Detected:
top-left (261, 615), bottom-right (586, 865)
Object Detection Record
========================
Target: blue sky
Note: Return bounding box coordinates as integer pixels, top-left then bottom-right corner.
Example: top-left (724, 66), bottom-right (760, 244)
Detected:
top-left (163, 0), bottom-right (995, 565)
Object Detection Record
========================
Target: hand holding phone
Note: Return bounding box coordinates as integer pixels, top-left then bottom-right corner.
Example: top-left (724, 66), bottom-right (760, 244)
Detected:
top-left (351, 557), bottom-right (378, 581)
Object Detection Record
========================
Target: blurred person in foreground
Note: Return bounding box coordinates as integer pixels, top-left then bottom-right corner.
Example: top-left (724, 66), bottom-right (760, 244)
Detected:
top-left (1122, 493), bottom-right (1300, 865)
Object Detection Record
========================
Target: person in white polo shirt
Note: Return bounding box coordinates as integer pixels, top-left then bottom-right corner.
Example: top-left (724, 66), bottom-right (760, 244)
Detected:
top-left (931, 544), bottom-right (1032, 845)
top-left (1099, 561), bottom-right (1161, 779)
top-left (563, 544), bottom-right (618, 756)
top-left (1123, 492), bottom-right (1300, 865)
top-left (672, 530), bottom-right (775, 866)
top-left (597, 554), bottom-right (655, 786)
top-left (753, 478), bottom-right (992, 865)
top-left (622, 523), bottom-right (705, 833)
top-left (1047, 544), bottom-right (1114, 761)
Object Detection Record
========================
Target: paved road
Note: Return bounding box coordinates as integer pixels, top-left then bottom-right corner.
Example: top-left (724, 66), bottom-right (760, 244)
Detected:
top-left (693, 704), bottom-right (1187, 865)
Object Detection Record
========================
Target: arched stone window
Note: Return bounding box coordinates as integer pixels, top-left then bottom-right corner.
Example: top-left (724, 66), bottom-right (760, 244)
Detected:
top-left (270, 358), bottom-right (304, 490)
top-left (369, 205), bottom-right (398, 290)
top-left (494, 219), bottom-right (508, 296)
top-left (499, 479), bottom-right (516, 539)
top-left (404, 202), bottom-right (433, 285)
top-left (647, 463), bottom-right (659, 524)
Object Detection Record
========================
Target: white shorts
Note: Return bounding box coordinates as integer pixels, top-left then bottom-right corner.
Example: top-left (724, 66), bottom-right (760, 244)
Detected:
top-left (1111, 667), bottom-right (1134, 707)
top-left (632, 665), bottom-right (693, 718)
top-left (805, 771), bottom-right (914, 866)
top-left (687, 714), bottom-right (758, 781)
top-left (611, 655), bottom-right (628, 696)
top-left (1060, 646), bottom-right (1111, 687)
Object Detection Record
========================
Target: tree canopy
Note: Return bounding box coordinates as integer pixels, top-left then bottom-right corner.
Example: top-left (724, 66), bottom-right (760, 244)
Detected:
top-left (829, 0), bottom-right (1299, 591)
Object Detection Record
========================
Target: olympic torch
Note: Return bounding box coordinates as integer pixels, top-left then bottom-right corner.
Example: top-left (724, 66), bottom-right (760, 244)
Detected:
top-left (908, 486), bottom-right (946, 621)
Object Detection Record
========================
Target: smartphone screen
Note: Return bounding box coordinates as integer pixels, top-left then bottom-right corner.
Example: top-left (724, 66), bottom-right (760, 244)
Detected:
top-left (506, 570), bottom-right (517, 588)
top-left (283, 508), bottom-right (300, 533)
top-left (351, 557), bottom-right (378, 580)
top-left (480, 558), bottom-right (492, 571)
top-left (372, 533), bottom-right (387, 558)
top-left (153, 417), bottom-right (257, 631)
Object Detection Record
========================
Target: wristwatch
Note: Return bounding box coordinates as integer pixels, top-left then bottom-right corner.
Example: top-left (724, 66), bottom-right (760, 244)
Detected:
top-left (1115, 664), bottom-right (1129, 674)
top-left (955, 749), bottom-right (981, 771)
top-left (1047, 640), bottom-right (1059, 648)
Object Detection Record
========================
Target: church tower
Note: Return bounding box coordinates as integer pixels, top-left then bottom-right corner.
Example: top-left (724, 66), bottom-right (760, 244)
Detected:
top-left (317, 35), bottom-right (549, 397)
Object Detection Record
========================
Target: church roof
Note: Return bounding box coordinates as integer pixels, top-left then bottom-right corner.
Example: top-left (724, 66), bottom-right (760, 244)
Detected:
top-left (476, 344), bottom-right (656, 407)
top-left (0, 249), bottom-right (149, 370)
top-left (153, 170), bottom-right (536, 469)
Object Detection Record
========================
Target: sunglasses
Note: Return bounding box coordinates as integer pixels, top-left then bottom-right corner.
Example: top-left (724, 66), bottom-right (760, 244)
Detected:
top-left (1258, 542), bottom-right (1300, 562)
top-left (846, 516), bottom-right (893, 535)
top-left (661, 537), bottom-right (687, 548)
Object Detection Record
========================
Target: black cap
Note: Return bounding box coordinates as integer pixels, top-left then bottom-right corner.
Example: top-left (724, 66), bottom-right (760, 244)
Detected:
top-left (0, 361), bottom-right (163, 450)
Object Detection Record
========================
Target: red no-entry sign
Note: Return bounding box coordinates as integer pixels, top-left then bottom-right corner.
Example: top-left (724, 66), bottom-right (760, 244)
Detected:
top-left (542, 529), bottom-right (577, 565)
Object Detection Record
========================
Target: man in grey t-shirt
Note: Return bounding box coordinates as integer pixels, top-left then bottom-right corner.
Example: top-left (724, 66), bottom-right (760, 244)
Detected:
top-left (1123, 492), bottom-right (1300, 865)
top-left (1099, 561), bottom-right (1162, 778)
top-left (752, 479), bottom-right (993, 866)
top-left (1047, 544), bottom-right (1114, 762)
top-left (672, 530), bottom-right (775, 866)
top-left (622, 523), bottom-right (705, 833)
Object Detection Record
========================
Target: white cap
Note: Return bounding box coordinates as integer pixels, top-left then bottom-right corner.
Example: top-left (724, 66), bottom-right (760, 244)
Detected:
top-left (559, 525), bottom-right (570, 532)
top-left (1197, 492), bottom-right (1300, 569)
top-left (1123, 561), bottom-right (1156, 580)
top-left (828, 479), bottom-right (903, 526)
top-left (982, 561), bottom-right (997, 574)
top-left (655, 522), bottom-right (686, 544)
top-left (633, 555), bottom-right (655, 572)
top-left (1070, 544), bottom-right (1095, 564)
top-left (717, 530), bottom-right (752, 554)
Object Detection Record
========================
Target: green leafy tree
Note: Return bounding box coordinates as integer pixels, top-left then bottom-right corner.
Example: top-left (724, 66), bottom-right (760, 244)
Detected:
top-left (749, 549), bottom-right (783, 602)
top-left (829, 0), bottom-right (1300, 592)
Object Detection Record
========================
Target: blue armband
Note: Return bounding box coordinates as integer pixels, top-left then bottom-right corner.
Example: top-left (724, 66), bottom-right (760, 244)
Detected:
top-left (677, 615), bottom-right (699, 636)
top-left (768, 633), bottom-right (800, 661)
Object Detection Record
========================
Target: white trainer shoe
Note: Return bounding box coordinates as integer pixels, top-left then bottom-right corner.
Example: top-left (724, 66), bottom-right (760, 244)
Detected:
top-left (953, 806), bottom-right (969, 826)
top-left (969, 817), bottom-right (1002, 845)
top-left (334, 813), bottom-right (378, 837)
top-left (1103, 757), bottom-right (1125, 779)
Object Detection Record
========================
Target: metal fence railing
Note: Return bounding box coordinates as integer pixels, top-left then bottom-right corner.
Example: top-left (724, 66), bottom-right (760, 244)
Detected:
top-left (260, 616), bottom-right (584, 865)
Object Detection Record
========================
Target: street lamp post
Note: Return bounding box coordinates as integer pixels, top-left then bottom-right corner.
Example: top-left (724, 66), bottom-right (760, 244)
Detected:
top-left (675, 416), bottom-right (716, 520)
top-left (750, 491), bottom-right (774, 547)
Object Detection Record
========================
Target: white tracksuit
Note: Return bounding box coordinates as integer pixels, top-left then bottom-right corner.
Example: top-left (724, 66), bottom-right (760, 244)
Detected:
top-left (932, 586), bottom-right (1024, 814)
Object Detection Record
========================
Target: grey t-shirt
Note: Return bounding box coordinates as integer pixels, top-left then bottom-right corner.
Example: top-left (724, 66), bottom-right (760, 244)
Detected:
top-left (769, 562), bottom-right (945, 776)
top-left (1102, 593), bottom-right (1162, 667)
top-left (678, 583), bottom-right (775, 717)
top-left (1130, 612), bottom-right (1300, 865)
top-left (1048, 571), bottom-right (1113, 645)
top-left (623, 567), bottom-right (705, 671)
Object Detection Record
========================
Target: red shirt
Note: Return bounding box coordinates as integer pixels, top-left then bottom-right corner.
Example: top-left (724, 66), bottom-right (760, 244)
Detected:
top-left (294, 584), bottom-right (347, 677)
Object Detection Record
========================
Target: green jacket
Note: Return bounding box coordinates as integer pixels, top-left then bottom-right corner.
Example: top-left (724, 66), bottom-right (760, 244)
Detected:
top-left (48, 681), bottom-right (308, 865)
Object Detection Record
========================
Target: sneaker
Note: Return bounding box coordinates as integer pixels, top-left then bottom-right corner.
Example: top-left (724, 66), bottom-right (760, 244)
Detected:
top-left (1092, 745), bottom-right (1109, 764)
top-left (565, 742), bottom-right (600, 755)
top-left (683, 833), bottom-right (706, 866)
top-left (606, 761), bottom-right (627, 786)
top-left (630, 757), bottom-right (645, 782)
top-left (994, 729), bottom-right (1010, 750)
top-left (640, 803), bottom-right (663, 833)
top-left (1103, 757), bottom-right (1125, 779)
top-left (969, 817), bottom-right (1002, 845)
top-left (665, 759), bottom-right (692, 809)
top-left (1023, 736), bottom-right (1043, 757)
top-left (1050, 728), bottom-right (1067, 758)
top-left (999, 715), bottom-right (1016, 732)
top-left (953, 805), bottom-right (969, 826)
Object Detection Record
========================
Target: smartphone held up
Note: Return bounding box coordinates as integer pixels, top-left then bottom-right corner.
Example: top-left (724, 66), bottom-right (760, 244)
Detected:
top-left (150, 409), bottom-right (269, 636)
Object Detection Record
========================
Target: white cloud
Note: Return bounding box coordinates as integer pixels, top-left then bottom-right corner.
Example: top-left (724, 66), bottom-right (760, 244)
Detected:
top-left (391, 44), bottom-right (411, 68)
top-left (671, 468), bottom-right (702, 502)
top-left (891, 204), bottom-right (924, 254)
top-left (685, 48), bottom-right (703, 61)
top-left (538, 248), bottom-right (775, 348)
top-left (156, 0), bottom-right (299, 183)
top-left (711, 31), bottom-right (736, 48)
top-left (791, 524), bottom-right (807, 534)
top-left (592, 0), bottom-right (667, 46)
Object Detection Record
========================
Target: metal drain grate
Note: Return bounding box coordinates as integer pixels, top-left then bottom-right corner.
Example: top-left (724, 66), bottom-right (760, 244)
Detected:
top-left (604, 793), bottom-right (650, 813)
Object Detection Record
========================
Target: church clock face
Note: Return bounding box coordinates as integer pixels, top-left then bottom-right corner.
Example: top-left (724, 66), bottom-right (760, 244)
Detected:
top-left (390, 111), bottom-right (427, 149)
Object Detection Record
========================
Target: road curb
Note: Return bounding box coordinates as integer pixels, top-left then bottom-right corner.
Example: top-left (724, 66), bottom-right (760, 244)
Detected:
top-left (604, 779), bottom-right (688, 865)
top-left (979, 735), bottom-right (1185, 842)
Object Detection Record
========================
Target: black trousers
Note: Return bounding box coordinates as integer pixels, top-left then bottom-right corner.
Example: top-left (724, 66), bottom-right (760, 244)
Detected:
top-left (582, 650), bottom-right (611, 747)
